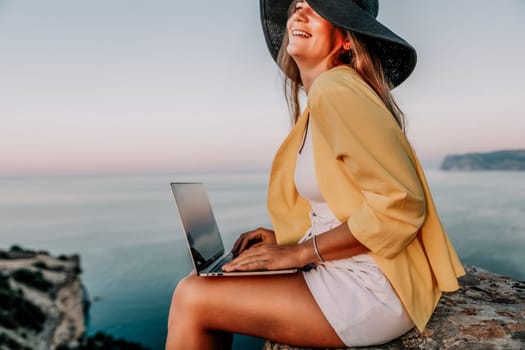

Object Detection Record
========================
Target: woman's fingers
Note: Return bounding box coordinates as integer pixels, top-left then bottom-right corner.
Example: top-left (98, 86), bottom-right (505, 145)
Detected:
top-left (235, 235), bottom-right (254, 254)
top-left (223, 244), bottom-right (299, 272)
top-left (231, 233), bottom-right (248, 255)
top-left (232, 232), bottom-right (258, 255)
top-left (224, 255), bottom-right (271, 272)
top-left (232, 228), bottom-right (276, 255)
top-left (223, 247), bottom-right (268, 271)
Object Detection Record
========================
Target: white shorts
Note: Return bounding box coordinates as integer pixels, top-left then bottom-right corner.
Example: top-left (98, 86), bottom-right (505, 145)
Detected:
top-left (300, 212), bottom-right (414, 347)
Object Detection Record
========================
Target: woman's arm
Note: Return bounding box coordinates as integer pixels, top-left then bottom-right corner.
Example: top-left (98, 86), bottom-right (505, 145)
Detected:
top-left (222, 223), bottom-right (368, 272)
top-left (306, 222), bottom-right (368, 262)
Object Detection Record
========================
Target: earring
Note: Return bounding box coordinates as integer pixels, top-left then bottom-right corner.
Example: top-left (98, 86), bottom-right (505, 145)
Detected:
top-left (339, 47), bottom-right (353, 64)
top-left (331, 47), bottom-right (350, 67)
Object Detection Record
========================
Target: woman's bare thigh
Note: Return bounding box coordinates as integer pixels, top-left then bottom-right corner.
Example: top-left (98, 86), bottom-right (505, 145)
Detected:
top-left (170, 272), bottom-right (345, 347)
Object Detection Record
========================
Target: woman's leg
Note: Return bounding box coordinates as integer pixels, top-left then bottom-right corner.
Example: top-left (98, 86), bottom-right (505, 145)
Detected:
top-left (165, 272), bottom-right (345, 350)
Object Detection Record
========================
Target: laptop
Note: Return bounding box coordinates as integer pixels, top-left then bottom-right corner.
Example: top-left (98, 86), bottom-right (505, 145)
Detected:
top-left (170, 182), bottom-right (298, 276)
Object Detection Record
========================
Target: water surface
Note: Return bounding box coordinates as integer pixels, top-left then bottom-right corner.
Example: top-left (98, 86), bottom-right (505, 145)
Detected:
top-left (1, 170), bottom-right (523, 349)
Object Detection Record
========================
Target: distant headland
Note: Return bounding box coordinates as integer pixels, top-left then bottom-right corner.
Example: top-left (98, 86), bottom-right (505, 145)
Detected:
top-left (441, 149), bottom-right (525, 171)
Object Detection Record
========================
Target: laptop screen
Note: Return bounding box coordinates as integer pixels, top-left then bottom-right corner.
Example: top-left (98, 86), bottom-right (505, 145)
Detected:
top-left (171, 183), bottom-right (225, 271)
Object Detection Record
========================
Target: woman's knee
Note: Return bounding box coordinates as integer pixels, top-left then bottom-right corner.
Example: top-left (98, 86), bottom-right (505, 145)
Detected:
top-left (169, 274), bottom-right (207, 326)
top-left (172, 274), bottom-right (202, 310)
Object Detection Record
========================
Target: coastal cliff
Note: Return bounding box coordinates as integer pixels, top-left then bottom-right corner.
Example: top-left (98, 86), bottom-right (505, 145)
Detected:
top-left (263, 265), bottom-right (525, 350)
top-left (441, 149), bottom-right (525, 171)
top-left (0, 246), bottom-right (149, 350)
top-left (0, 246), bottom-right (86, 349)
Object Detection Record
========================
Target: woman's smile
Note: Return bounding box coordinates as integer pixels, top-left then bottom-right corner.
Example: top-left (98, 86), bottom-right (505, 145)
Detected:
top-left (291, 29), bottom-right (312, 38)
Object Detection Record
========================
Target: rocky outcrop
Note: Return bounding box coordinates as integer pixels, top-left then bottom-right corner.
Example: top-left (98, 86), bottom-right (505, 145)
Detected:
top-left (263, 265), bottom-right (525, 350)
top-left (441, 149), bottom-right (525, 171)
top-left (0, 246), bottom-right (87, 350)
top-left (0, 246), bottom-right (150, 350)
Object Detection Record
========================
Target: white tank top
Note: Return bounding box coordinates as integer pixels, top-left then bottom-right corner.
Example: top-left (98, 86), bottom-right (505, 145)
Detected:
top-left (294, 119), bottom-right (338, 219)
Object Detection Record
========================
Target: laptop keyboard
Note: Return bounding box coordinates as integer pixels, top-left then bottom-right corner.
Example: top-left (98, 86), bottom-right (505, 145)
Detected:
top-left (209, 252), bottom-right (234, 273)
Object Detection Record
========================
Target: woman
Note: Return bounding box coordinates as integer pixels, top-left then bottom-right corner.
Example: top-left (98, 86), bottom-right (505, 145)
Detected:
top-left (165, 0), bottom-right (464, 348)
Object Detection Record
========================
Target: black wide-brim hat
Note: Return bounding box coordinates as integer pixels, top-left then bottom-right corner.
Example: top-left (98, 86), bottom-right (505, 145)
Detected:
top-left (260, 0), bottom-right (417, 87)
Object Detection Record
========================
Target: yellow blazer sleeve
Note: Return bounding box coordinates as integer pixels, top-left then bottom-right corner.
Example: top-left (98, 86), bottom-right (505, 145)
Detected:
top-left (308, 70), bottom-right (426, 259)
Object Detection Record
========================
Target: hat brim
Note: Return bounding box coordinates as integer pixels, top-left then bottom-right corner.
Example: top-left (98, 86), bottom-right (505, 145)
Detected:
top-left (260, 0), bottom-right (417, 88)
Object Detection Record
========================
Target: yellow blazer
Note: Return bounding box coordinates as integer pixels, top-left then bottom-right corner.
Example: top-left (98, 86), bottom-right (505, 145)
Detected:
top-left (267, 65), bottom-right (465, 331)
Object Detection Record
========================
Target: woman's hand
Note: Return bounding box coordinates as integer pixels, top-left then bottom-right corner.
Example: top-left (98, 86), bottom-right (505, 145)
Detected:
top-left (231, 227), bottom-right (277, 256)
top-left (222, 243), bottom-right (305, 272)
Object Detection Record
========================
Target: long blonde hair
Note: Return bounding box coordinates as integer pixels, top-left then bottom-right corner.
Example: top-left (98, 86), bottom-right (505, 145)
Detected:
top-left (277, 4), bottom-right (406, 131)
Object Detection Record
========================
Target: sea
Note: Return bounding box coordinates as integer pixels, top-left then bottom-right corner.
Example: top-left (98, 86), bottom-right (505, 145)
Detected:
top-left (1, 170), bottom-right (524, 350)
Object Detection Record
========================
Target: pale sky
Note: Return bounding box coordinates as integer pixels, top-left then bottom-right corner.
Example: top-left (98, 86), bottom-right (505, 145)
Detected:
top-left (1, 0), bottom-right (524, 176)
